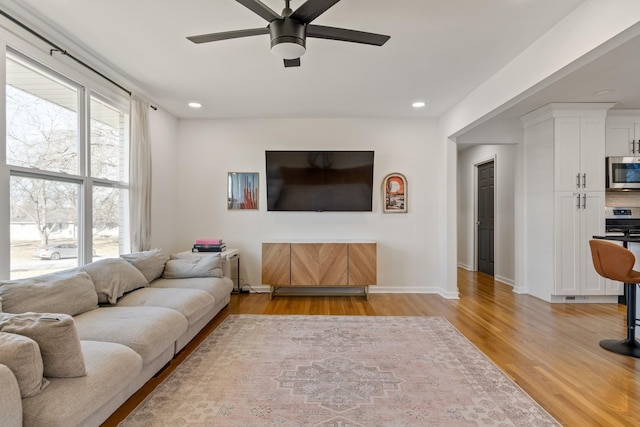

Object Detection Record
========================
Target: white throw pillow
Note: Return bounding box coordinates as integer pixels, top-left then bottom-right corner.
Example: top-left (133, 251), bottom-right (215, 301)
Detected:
top-left (83, 258), bottom-right (149, 304)
top-left (0, 332), bottom-right (49, 397)
top-left (162, 255), bottom-right (223, 278)
top-left (121, 249), bottom-right (169, 283)
top-left (170, 252), bottom-right (228, 274)
top-left (0, 312), bottom-right (87, 378)
top-left (0, 270), bottom-right (98, 316)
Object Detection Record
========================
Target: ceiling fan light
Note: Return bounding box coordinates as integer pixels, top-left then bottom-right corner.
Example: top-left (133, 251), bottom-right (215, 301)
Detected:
top-left (271, 41), bottom-right (306, 60)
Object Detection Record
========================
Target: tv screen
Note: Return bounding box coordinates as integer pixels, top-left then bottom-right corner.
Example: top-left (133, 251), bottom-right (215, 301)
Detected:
top-left (266, 150), bottom-right (374, 212)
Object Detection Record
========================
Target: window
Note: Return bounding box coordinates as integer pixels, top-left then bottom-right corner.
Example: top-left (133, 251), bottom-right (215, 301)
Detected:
top-left (90, 95), bottom-right (130, 260)
top-left (5, 51), bottom-right (130, 279)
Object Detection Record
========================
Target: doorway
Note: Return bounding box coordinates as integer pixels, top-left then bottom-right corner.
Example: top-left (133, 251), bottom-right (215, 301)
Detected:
top-left (477, 160), bottom-right (495, 276)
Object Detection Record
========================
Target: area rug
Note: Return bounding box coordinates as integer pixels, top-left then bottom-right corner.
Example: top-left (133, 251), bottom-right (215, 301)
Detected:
top-left (120, 315), bottom-right (559, 426)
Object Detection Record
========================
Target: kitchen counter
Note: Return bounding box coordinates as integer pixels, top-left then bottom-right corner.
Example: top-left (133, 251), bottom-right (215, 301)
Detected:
top-left (593, 235), bottom-right (640, 246)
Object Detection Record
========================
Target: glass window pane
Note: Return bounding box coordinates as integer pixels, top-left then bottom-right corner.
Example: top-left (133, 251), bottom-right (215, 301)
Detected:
top-left (4, 51), bottom-right (131, 280)
top-left (10, 176), bottom-right (79, 279)
top-left (6, 55), bottom-right (79, 175)
top-left (93, 185), bottom-right (129, 259)
top-left (90, 97), bottom-right (129, 181)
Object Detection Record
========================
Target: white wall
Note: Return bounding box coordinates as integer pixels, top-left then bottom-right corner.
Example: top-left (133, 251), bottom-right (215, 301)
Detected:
top-left (148, 108), bottom-right (180, 253)
top-left (457, 144), bottom-right (516, 285)
top-left (441, 0), bottom-right (640, 139)
top-left (173, 118), bottom-right (445, 294)
top-left (522, 118), bottom-right (556, 301)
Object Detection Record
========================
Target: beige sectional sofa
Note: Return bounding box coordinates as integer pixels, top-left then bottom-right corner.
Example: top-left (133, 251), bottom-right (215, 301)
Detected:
top-left (0, 249), bottom-right (233, 427)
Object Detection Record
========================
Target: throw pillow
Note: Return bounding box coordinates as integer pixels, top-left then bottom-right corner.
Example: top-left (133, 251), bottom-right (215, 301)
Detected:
top-left (170, 251), bottom-right (228, 274)
top-left (121, 249), bottom-right (168, 283)
top-left (0, 332), bottom-right (49, 397)
top-left (0, 312), bottom-right (87, 378)
top-left (82, 258), bottom-right (149, 304)
top-left (170, 252), bottom-right (222, 260)
top-left (162, 255), bottom-right (223, 278)
top-left (0, 270), bottom-right (98, 316)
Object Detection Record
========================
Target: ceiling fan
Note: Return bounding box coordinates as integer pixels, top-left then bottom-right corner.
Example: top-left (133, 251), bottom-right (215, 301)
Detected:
top-left (187, 0), bottom-right (390, 67)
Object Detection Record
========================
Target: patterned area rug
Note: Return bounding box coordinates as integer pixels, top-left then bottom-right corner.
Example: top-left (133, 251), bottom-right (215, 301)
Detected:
top-left (120, 315), bottom-right (559, 426)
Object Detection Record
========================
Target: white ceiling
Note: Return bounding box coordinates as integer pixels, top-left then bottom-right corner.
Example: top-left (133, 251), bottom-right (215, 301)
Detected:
top-left (0, 0), bottom-right (591, 120)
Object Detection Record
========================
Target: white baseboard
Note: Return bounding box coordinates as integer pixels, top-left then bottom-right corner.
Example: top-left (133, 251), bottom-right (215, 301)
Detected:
top-left (250, 285), bottom-right (452, 296)
top-left (253, 282), bottom-right (617, 304)
top-left (455, 266), bottom-right (515, 288)
top-left (494, 275), bottom-right (515, 287)
top-left (370, 286), bottom-right (443, 294)
top-left (371, 287), bottom-right (459, 299)
top-left (549, 295), bottom-right (620, 304)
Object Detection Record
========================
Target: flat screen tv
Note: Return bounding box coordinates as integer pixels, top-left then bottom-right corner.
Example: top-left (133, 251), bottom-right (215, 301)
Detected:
top-left (266, 150), bottom-right (374, 212)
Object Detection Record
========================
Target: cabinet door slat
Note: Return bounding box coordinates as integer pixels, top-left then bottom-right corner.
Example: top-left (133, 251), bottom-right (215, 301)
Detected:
top-left (262, 243), bottom-right (291, 285)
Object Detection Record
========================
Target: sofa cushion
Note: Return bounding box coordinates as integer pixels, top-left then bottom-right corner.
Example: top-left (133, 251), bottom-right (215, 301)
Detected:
top-left (0, 270), bottom-right (98, 316)
top-left (0, 332), bottom-right (49, 398)
top-left (0, 313), bottom-right (86, 378)
top-left (21, 340), bottom-right (143, 427)
top-left (162, 254), bottom-right (223, 278)
top-left (151, 276), bottom-right (234, 303)
top-left (0, 363), bottom-right (22, 427)
top-left (82, 258), bottom-right (149, 304)
top-left (74, 306), bottom-right (187, 363)
top-left (121, 249), bottom-right (168, 283)
top-left (116, 288), bottom-right (215, 327)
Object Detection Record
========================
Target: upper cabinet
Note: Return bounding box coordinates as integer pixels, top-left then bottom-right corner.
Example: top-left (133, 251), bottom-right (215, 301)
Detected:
top-left (554, 116), bottom-right (606, 192)
top-left (605, 111), bottom-right (640, 156)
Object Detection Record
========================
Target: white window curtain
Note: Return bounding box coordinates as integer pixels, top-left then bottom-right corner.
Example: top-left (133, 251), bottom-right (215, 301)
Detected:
top-left (129, 94), bottom-right (152, 251)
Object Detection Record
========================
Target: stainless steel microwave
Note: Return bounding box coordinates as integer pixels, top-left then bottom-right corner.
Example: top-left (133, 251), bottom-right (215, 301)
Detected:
top-left (607, 156), bottom-right (640, 190)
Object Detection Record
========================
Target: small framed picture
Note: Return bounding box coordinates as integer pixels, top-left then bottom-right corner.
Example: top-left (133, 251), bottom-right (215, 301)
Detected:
top-left (382, 173), bottom-right (407, 213)
top-left (228, 172), bottom-right (259, 210)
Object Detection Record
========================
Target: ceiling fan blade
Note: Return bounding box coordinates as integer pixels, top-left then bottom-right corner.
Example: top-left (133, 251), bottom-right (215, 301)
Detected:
top-left (290, 0), bottom-right (341, 23)
top-left (236, 0), bottom-right (282, 22)
top-left (307, 24), bottom-right (390, 46)
top-left (187, 27), bottom-right (269, 44)
top-left (284, 58), bottom-right (301, 67)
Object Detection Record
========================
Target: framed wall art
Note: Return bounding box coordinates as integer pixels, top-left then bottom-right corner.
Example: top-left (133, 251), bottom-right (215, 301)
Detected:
top-left (382, 173), bottom-right (407, 213)
top-left (228, 172), bottom-right (259, 210)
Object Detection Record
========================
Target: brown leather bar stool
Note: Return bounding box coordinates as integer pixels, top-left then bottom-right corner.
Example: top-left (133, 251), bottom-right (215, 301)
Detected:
top-left (589, 239), bottom-right (640, 357)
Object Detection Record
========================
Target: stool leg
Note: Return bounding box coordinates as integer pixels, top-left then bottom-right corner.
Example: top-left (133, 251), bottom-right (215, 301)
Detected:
top-left (599, 283), bottom-right (640, 358)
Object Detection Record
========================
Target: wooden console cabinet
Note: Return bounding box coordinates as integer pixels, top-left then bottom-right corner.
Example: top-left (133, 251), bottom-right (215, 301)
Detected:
top-left (262, 242), bottom-right (376, 299)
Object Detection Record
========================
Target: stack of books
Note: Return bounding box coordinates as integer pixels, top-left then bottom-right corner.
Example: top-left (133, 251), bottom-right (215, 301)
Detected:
top-left (192, 239), bottom-right (226, 252)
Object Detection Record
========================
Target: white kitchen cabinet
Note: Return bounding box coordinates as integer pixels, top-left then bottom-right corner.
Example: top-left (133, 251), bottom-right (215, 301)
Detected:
top-left (555, 117), bottom-right (606, 192)
top-left (605, 118), bottom-right (640, 156)
top-left (554, 192), bottom-right (605, 295)
top-left (522, 103), bottom-right (615, 302)
top-left (605, 279), bottom-right (625, 296)
top-left (553, 114), bottom-right (607, 295)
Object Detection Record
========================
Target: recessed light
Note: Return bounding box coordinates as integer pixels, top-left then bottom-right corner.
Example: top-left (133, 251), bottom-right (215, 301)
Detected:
top-left (412, 101), bottom-right (426, 108)
top-left (594, 89), bottom-right (614, 96)
top-left (188, 102), bottom-right (202, 108)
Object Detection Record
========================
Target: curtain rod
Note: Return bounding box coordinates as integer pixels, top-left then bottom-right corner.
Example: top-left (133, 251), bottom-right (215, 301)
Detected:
top-left (0, 9), bottom-right (157, 110)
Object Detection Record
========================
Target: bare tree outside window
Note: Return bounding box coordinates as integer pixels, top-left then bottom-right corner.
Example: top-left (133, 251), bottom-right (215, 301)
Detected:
top-left (90, 97), bottom-right (130, 259)
top-left (5, 53), bottom-right (129, 279)
top-left (6, 88), bottom-right (78, 174)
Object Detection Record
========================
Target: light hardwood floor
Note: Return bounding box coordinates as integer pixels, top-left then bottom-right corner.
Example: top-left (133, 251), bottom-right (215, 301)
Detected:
top-left (103, 269), bottom-right (640, 426)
